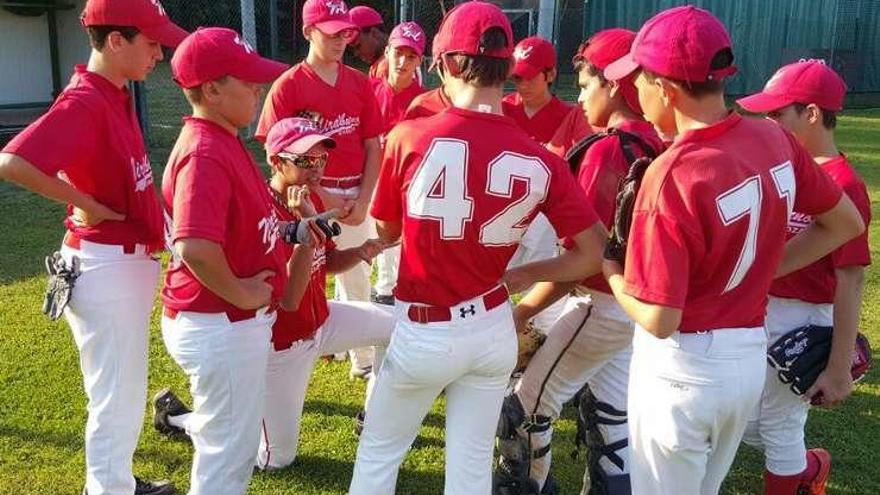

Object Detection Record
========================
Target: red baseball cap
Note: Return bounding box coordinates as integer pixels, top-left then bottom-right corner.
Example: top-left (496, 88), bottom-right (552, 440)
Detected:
top-left (511, 36), bottom-right (556, 80)
top-left (348, 6), bottom-right (383, 29)
top-left (388, 22), bottom-right (426, 56)
top-left (171, 28), bottom-right (289, 88)
top-left (265, 118), bottom-right (336, 156)
top-left (302, 0), bottom-right (356, 35)
top-left (575, 29), bottom-right (642, 114)
top-left (605, 5), bottom-right (737, 84)
top-left (433, 1), bottom-right (514, 60)
top-left (737, 59), bottom-right (847, 113)
top-left (81, 0), bottom-right (188, 47)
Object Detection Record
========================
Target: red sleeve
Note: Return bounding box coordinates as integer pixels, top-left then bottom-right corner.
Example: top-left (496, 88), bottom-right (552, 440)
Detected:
top-left (576, 137), bottom-right (626, 229)
top-left (539, 154), bottom-right (599, 239)
top-left (831, 180), bottom-right (872, 268)
top-left (171, 155), bottom-right (232, 244)
top-left (359, 81), bottom-right (383, 140)
top-left (255, 76), bottom-right (294, 142)
top-left (787, 133), bottom-right (843, 215)
top-left (2, 96), bottom-right (99, 175)
top-left (623, 208), bottom-right (695, 308)
top-left (369, 127), bottom-right (405, 222)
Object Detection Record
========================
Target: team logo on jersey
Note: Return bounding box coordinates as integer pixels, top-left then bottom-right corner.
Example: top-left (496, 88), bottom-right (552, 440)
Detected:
top-left (296, 109), bottom-right (359, 138)
top-left (325, 0), bottom-right (347, 15)
top-left (787, 211), bottom-right (813, 235)
top-left (513, 45), bottom-right (534, 61)
top-left (401, 24), bottom-right (422, 41)
top-left (258, 209), bottom-right (281, 254)
top-left (233, 34), bottom-right (255, 55)
top-left (131, 154), bottom-right (154, 192)
top-left (149, 0), bottom-right (167, 17)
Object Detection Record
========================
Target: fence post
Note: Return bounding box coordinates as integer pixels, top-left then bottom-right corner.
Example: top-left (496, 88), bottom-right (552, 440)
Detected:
top-left (269, 0), bottom-right (280, 60)
top-left (241, 0), bottom-right (258, 137)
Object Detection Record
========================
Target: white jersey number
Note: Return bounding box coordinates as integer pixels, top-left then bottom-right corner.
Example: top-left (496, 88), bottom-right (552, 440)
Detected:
top-left (716, 161), bottom-right (795, 292)
top-left (407, 139), bottom-right (551, 245)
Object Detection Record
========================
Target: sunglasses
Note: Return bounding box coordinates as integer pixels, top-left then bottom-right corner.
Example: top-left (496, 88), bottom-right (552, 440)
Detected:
top-left (278, 152), bottom-right (328, 170)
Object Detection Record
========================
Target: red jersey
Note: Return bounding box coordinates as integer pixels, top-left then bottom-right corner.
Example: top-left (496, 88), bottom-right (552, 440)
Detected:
top-left (269, 191), bottom-right (334, 347)
top-left (162, 117), bottom-right (288, 316)
top-left (403, 87), bottom-right (452, 120)
top-left (566, 120), bottom-right (663, 294)
top-left (369, 77), bottom-right (425, 139)
top-left (502, 93), bottom-right (574, 145)
top-left (546, 106), bottom-right (594, 158)
top-left (371, 107), bottom-right (599, 307)
top-left (771, 155), bottom-right (871, 303)
top-left (3, 65), bottom-right (164, 251)
top-left (256, 62), bottom-right (383, 180)
top-left (623, 113), bottom-right (843, 332)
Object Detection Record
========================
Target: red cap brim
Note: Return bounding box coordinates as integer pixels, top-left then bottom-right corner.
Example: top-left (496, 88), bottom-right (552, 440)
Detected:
top-left (141, 21), bottom-right (189, 48)
top-left (314, 19), bottom-right (358, 35)
top-left (736, 92), bottom-right (792, 113)
top-left (604, 53), bottom-right (639, 82)
top-left (512, 62), bottom-right (542, 81)
top-left (232, 57), bottom-right (289, 85)
top-left (285, 134), bottom-right (336, 155)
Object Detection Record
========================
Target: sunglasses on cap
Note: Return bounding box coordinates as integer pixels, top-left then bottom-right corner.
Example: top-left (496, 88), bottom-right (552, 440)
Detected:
top-left (278, 152), bottom-right (328, 170)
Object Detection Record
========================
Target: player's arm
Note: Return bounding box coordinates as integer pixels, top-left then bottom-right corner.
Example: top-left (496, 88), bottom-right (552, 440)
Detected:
top-left (343, 137), bottom-right (381, 226)
top-left (514, 280), bottom-right (577, 327)
top-left (603, 259), bottom-right (682, 338)
top-left (0, 153), bottom-right (124, 225)
top-left (806, 265), bottom-right (865, 407)
top-left (278, 243), bottom-right (317, 311)
top-left (326, 238), bottom-right (386, 274)
top-left (776, 195), bottom-right (864, 277)
top-left (503, 223), bottom-right (606, 294)
top-left (174, 238), bottom-right (273, 310)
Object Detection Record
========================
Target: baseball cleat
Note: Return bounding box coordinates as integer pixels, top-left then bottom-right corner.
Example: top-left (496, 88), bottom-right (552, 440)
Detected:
top-left (803, 448), bottom-right (831, 495)
top-left (152, 388), bottom-right (190, 437)
top-left (371, 293), bottom-right (395, 306)
top-left (349, 365), bottom-right (373, 381)
top-left (135, 477), bottom-right (176, 495)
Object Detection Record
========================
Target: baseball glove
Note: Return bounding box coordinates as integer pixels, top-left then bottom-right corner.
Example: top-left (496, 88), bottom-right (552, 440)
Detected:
top-left (603, 157), bottom-right (653, 264)
top-left (42, 252), bottom-right (81, 321)
top-left (515, 322), bottom-right (546, 372)
top-left (767, 325), bottom-right (872, 404)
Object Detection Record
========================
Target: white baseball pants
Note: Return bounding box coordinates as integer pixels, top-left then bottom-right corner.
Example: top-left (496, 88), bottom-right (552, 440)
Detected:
top-left (514, 291), bottom-right (634, 489)
top-left (628, 325), bottom-right (767, 495)
top-left (327, 185), bottom-right (378, 373)
top-left (60, 241), bottom-right (159, 495)
top-left (162, 309), bottom-right (274, 495)
top-left (507, 213), bottom-right (566, 331)
top-left (257, 301), bottom-right (393, 470)
top-left (349, 300), bottom-right (518, 495)
top-left (741, 296), bottom-right (833, 475)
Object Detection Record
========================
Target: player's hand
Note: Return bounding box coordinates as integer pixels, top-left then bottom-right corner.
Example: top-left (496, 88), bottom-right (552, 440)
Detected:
top-left (357, 238), bottom-right (385, 263)
top-left (303, 218), bottom-right (328, 248)
top-left (340, 198), bottom-right (367, 226)
top-left (805, 365), bottom-right (853, 408)
top-left (236, 270), bottom-right (275, 310)
top-left (70, 198), bottom-right (125, 227)
top-left (287, 185), bottom-right (317, 218)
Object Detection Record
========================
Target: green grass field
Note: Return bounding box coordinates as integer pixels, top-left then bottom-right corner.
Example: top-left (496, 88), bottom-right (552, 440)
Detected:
top-left (2, 109), bottom-right (880, 495)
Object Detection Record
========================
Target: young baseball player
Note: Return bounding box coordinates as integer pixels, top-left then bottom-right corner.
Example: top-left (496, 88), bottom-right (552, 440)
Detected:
top-left (403, 37), bottom-right (453, 120)
top-left (348, 5), bottom-right (388, 78)
top-left (348, 3), bottom-right (607, 494)
top-left (495, 28), bottom-right (662, 495)
top-left (0, 1), bottom-right (185, 493)
top-left (502, 35), bottom-right (577, 333)
top-left (736, 60), bottom-right (872, 495)
top-left (257, 0), bottom-right (383, 379)
top-left (600, 6), bottom-right (864, 495)
top-left (160, 27), bottom-right (307, 495)
top-left (369, 21), bottom-right (426, 306)
top-left (154, 116), bottom-right (395, 471)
